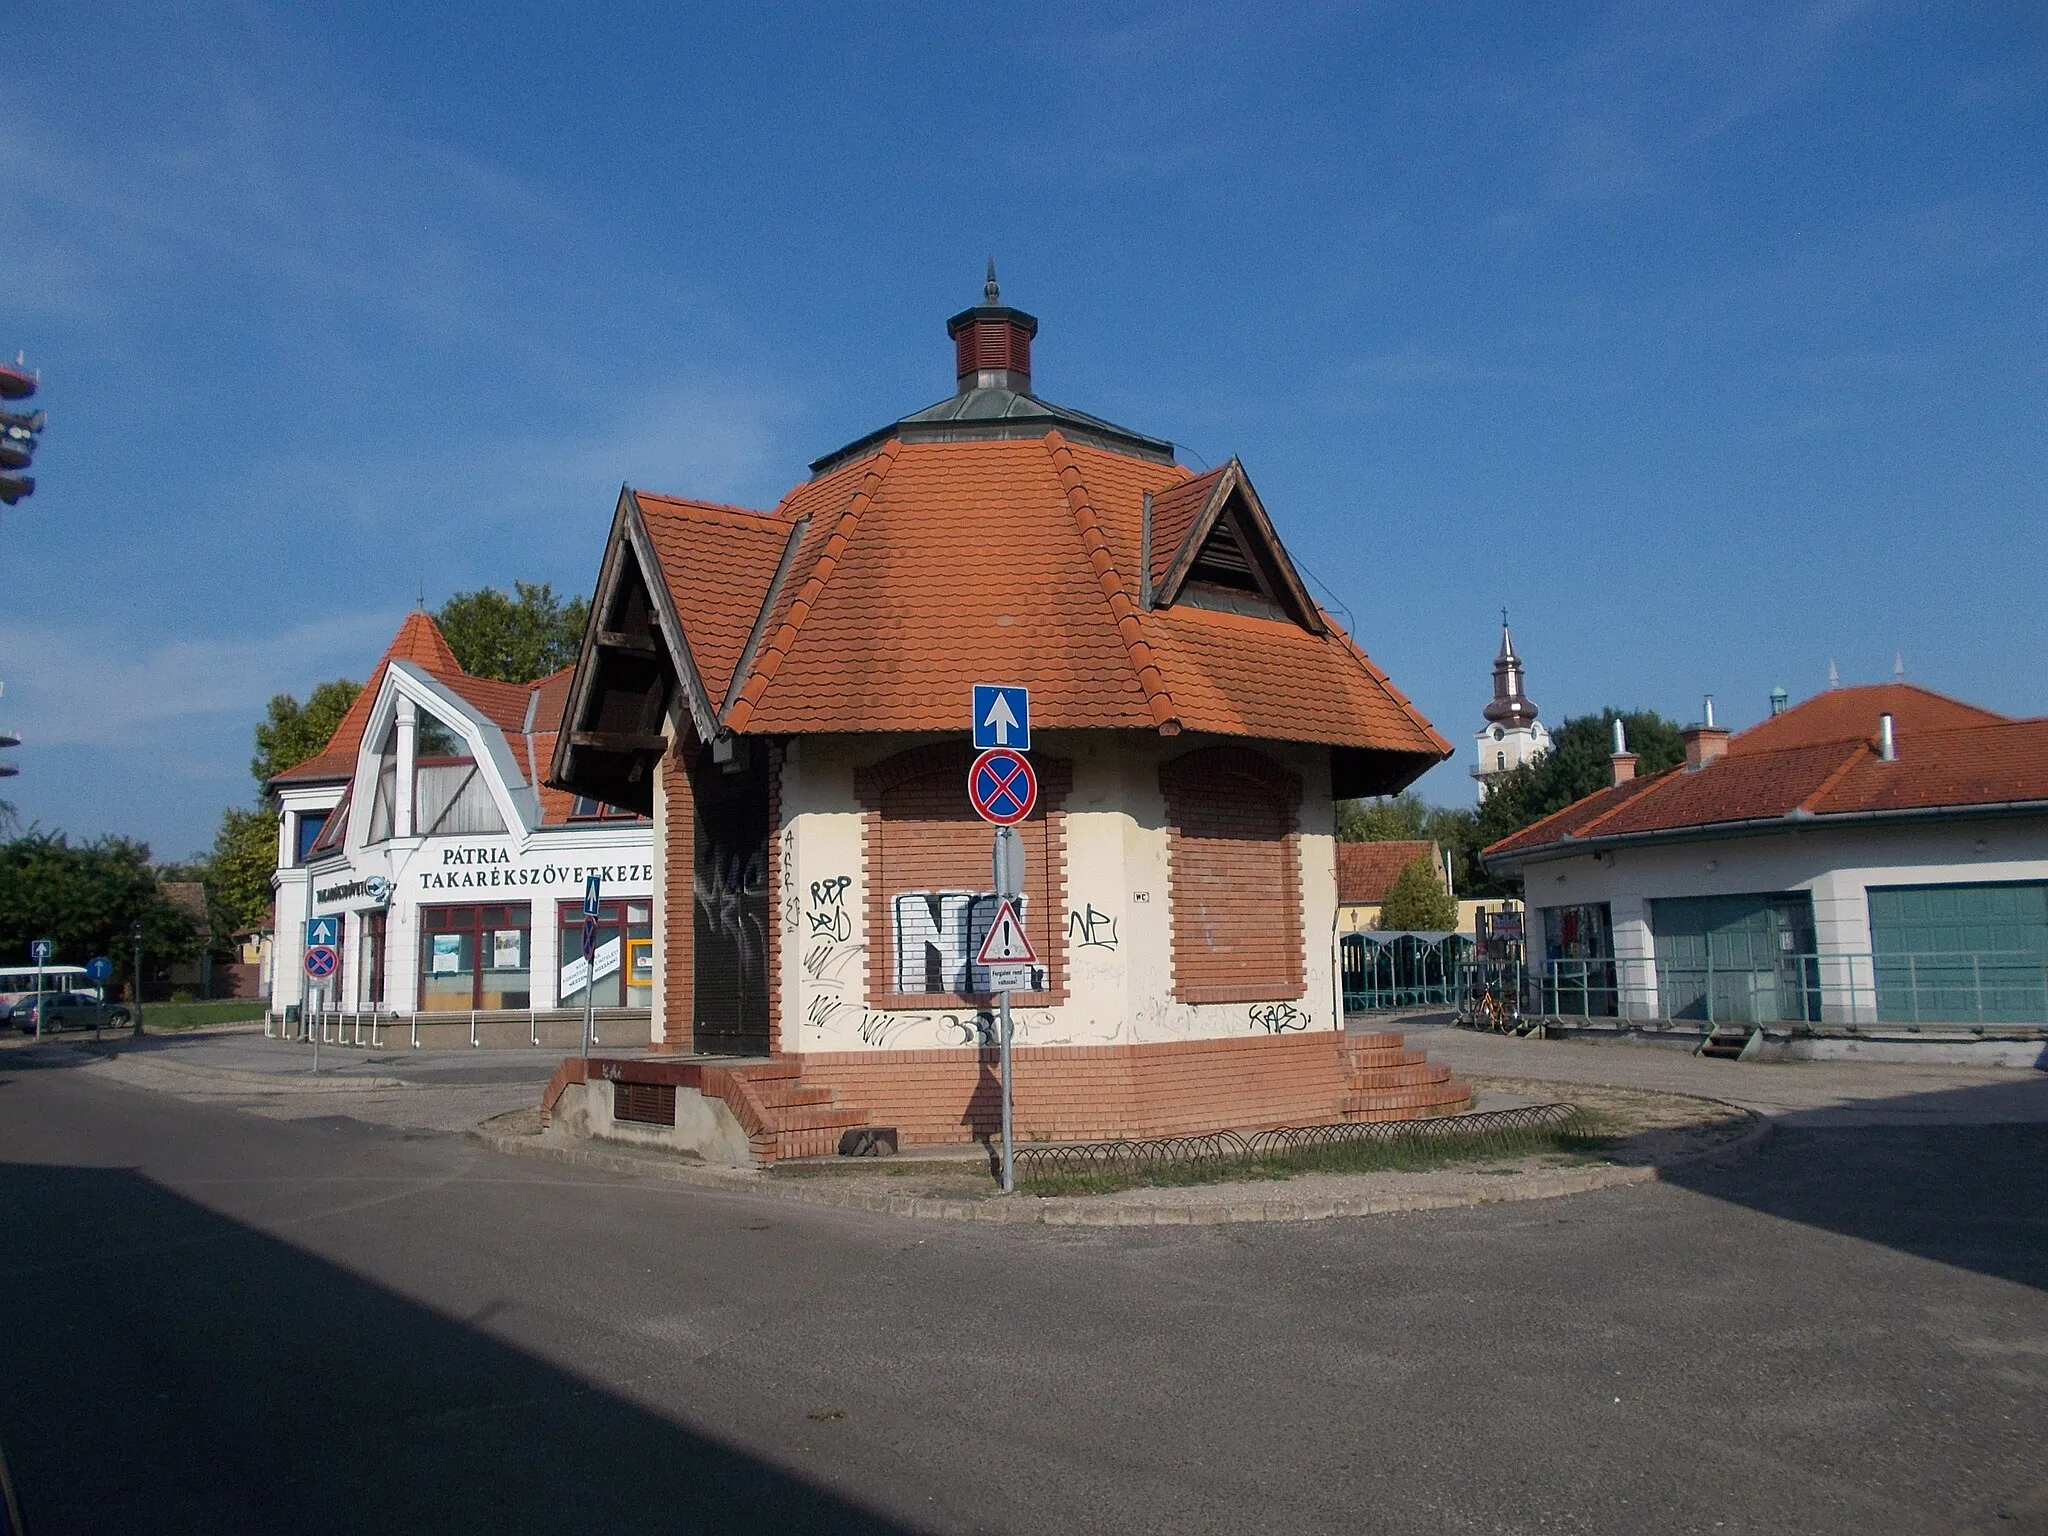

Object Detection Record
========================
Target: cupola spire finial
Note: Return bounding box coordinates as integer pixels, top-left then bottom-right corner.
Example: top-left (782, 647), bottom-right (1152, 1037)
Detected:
top-left (984, 257), bottom-right (1000, 304)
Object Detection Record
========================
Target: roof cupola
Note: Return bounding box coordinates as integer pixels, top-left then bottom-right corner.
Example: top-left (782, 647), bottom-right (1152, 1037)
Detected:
top-left (946, 260), bottom-right (1038, 395)
top-left (1483, 612), bottom-right (1540, 728)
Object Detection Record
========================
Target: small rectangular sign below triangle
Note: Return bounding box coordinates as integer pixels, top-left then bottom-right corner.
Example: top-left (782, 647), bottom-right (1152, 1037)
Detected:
top-left (975, 898), bottom-right (1038, 966)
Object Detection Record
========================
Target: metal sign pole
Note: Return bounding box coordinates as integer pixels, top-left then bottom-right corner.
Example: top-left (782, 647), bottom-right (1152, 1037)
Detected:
top-left (582, 873), bottom-right (601, 1061)
top-left (32, 953), bottom-right (42, 1043)
top-left (992, 825), bottom-right (1022, 1193)
top-left (999, 988), bottom-right (1014, 1193)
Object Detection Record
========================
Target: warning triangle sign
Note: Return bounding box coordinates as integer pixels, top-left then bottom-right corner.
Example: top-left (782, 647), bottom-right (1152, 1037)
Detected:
top-left (975, 899), bottom-right (1038, 965)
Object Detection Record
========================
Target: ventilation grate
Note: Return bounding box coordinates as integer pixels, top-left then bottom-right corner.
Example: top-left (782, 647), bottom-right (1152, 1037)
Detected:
top-left (614, 1080), bottom-right (677, 1126)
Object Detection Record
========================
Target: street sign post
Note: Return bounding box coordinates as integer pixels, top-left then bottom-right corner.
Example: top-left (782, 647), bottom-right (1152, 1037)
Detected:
top-left (582, 874), bottom-right (601, 1056)
top-left (303, 944), bottom-right (338, 1072)
top-left (968, 748), bottom-right (1038, 826)
top-left (970, 688), bottom-right (1036, 1191)
top-left (87, 955), bottom-right (111, 1039)
top-left (29, 938), bottom-right (51, 1042)
top-left (976, 898), bottom-right (1039, 1192)
top-left (972, 685), bottom-right (1031, 751)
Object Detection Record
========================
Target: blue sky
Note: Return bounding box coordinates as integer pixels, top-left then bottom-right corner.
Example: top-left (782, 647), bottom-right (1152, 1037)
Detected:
top-left (4, 1), bottom-right (2042, 857)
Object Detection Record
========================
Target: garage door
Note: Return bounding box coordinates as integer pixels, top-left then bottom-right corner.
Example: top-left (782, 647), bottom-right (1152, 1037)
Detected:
top-left (1651, 893), bottom-right (1818, 1023)
top-left (1867, 882), bottom-right (2048, 1024)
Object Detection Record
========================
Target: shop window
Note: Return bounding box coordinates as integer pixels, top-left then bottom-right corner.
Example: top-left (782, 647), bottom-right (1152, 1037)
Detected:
top-left (559, 900), bottom-right (653, 1008)
top-left (855, 744), bottom-right (1068, 1007)
top-left (362, 909), bottom-right (387, 1007)
top-left (418, 903), bottom-right (531, 1011)
top-left (415, 710), bottom-right (505, 837)
top-left (306, 787), bottom-right (350, 858)
top-left (1159, 746), bottom-right (1304, 1005)
top-left (294, 811), bottom-right (329, 864)
top-left (569, 795), bottom-right (641, 822)
top-left (366, 725), bottom-right (398, 843)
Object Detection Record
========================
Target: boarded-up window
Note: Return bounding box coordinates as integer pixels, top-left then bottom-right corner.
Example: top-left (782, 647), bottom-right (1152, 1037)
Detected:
top-left (1161, 746), bottom-right (1304, 1004)
top-left (855, 744), bottom-right (1068, 1008)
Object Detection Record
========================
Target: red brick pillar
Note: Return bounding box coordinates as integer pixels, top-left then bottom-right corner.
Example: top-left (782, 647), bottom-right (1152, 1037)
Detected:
top-left (659, 743), bottom-right (696, 1050)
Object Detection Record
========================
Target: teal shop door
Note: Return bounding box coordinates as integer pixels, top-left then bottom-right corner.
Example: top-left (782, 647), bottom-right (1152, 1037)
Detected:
top-left (1868, 882), bottom-right (2048, 1024)
top-left (1651, 893), bottom-right (1818, 1023)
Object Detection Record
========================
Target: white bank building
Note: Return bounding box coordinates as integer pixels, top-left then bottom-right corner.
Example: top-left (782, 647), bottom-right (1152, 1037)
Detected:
top-left (267, 614), bottom-right (653, 1028)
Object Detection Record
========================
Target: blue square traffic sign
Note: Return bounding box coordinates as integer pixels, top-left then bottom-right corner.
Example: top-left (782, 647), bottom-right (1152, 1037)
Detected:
top-left (972, 685), bottom-right (1031, 751)
top-left (306, 915), bottom-right (340, 948)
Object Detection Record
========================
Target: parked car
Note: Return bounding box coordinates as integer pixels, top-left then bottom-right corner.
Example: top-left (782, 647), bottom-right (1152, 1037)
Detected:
top-left (9, 992), bottom-right (129, 1033)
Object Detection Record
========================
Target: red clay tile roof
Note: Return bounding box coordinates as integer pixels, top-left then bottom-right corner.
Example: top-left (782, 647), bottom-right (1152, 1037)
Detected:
top-left (634, 492), bottom-right (794, 709)
top-left (1486, 684), bottom-right (2046, 863)
top-left (1337, 841), bottom-right (1439, 904)
top-left (1726, 682), bottom-right (2002, 755)
top-left (269, 619), bottom-right (617, 828)
top-left (1145, 466), bottom-right (1225, 591)
top-left (682, 432), bottom-right (1449, 763)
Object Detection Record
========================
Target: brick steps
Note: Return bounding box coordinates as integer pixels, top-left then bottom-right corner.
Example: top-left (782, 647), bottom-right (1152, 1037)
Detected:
top-left (1347, 1061), bottom-right (1456, 1091)
top-left (1347, 1047), bottom-right (1430, 1070)
top-left (1342, 1081), bottom-right (1474, 1117)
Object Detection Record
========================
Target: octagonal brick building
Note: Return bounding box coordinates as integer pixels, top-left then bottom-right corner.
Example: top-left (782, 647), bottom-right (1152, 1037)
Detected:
top-left (550, 280), bottom-right (1470, 1156)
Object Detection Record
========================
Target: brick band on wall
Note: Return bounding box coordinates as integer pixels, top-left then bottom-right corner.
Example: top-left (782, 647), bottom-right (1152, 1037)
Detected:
top-left (855, 741), bottom-right (1071, 1011)
top-left (1160, 744), bottom-right (1306, 1004)
top-left (660, 741), bottom-right (696, 1048)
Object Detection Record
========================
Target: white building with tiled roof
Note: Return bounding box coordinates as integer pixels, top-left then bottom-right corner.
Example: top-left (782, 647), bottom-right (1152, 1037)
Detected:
top-left (266, 613), bottom-right (652, 1032)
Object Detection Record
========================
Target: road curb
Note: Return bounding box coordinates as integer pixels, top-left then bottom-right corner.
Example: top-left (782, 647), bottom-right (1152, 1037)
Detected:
top-left (468, 1111), bottom-right (1772, 1225)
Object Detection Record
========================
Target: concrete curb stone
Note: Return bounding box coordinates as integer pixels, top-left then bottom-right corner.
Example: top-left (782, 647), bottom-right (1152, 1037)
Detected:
top-left (468, 1110), bottom-right (1773, 1225)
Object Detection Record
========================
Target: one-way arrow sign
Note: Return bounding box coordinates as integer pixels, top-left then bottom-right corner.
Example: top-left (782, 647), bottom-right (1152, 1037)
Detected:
top-left (972, 684), bottom-right (1031, 751)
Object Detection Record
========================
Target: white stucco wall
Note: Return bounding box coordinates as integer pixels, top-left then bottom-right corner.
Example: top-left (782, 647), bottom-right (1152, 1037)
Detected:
top-left (1513, 814), bottom-right (2048, 1022)
top-left (778, 731), bottom-right (1340, 1053)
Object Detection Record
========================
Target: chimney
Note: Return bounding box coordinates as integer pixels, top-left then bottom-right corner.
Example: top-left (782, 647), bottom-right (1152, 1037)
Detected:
top-left (1609, 717), bottom-right (1637, 786)
top-left (1878, 712), bottom-right (1897, 762)
top-left (1683, 695), bottom-right (1729, 771)
top-left (945, 261), bottom-right (1038, 396)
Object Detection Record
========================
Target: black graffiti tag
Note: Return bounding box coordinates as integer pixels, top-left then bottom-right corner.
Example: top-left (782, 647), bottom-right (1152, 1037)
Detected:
top-left (1248, 1001), bottom-right (1309, 1034)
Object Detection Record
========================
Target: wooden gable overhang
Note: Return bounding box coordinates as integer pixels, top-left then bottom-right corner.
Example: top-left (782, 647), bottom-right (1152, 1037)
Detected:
top-left (549, 489), bottom-right (709, 816)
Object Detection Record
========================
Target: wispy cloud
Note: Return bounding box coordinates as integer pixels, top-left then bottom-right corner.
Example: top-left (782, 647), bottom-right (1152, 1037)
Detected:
top-left (0, 610), bottom-right (400, 748)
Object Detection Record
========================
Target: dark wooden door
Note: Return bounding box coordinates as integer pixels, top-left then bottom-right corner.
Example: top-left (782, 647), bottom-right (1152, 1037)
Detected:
top-left (692, 753), bottom-right (770, 1056)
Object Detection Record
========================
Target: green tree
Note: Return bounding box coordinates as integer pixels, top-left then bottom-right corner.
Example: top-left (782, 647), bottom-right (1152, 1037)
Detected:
top-left (1377, 853), bottom-right (1459, 932)
top-left (207, 806), bottom-right (280, 935)
top-left (437, 581), bottom-right (589, 683)
top-left (253, 679), bottom-right (363, 787)
top-left (1475, 709), bottom-right (1685, 850)
top-left (1336, 791), bottom-right (1430, 842)
top-left (0, 832), bottom-right (199, 971)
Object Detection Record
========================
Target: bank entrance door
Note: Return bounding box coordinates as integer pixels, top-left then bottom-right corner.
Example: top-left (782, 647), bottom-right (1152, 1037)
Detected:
top-left (692, 751), bottom-right (770, 1056)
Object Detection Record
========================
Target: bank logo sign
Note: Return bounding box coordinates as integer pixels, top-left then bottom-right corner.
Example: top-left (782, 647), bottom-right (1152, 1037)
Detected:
top-left (313, 874), bottom-right (395, 908)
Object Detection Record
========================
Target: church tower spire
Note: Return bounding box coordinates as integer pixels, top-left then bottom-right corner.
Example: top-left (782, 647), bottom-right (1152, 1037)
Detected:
top-left (1472, 610), bottom-right (1552, 796)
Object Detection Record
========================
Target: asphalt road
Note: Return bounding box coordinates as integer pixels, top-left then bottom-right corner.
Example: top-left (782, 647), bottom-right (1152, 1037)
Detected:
top-left (1, 1047), bottom-right (2043, 1534)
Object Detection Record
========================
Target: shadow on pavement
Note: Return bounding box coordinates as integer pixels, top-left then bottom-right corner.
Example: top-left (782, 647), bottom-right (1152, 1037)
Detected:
top-left (0, 1161), bottom-right (914, 1535)
top-left (1663, 1078), bottom-right (2048, 1294)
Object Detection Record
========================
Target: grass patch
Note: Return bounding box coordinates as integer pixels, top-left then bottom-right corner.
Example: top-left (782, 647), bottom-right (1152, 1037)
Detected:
top-left (1018, 1117), bottom-right (1606, 1198)
top-left (140, 1000), bottom-right (267, 1031)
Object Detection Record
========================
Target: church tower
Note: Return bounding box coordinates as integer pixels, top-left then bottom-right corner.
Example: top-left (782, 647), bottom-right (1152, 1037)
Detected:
top-left (1473, 613), bottom-right (1550, 797)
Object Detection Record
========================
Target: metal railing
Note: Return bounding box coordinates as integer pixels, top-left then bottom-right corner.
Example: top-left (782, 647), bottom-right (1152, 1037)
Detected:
top-left (1341, 932), bottom-right (1472, 1012)
top-left (268, 1005), bottom-right (654, 1049)
top-left (1518, 952), bottom-right (2047, 1029)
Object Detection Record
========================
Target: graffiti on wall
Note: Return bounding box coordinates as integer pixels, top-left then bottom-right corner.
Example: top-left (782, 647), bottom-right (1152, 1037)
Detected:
top-left (1067, 904), bottom-right (1118, 950)
top-left (779, 828), bottom-right (798, 935)
top-left (891, 892), bottom-right (1029, 994)
top-left (806, 876), bottom-right (852, 941)
top-left (1247, 1001), bottom-right (1309, 1034)
top-left (858, 1008), bottom-right (1002, 1048)
top-left (799, 872), bottom-right (862, 1040)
